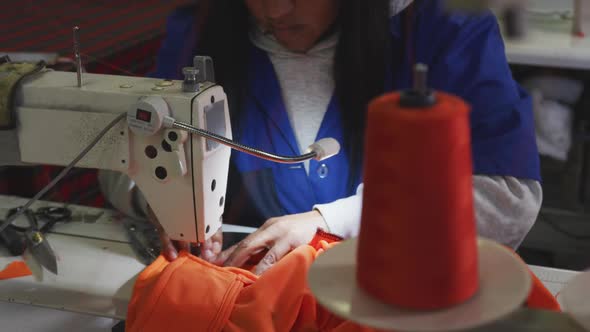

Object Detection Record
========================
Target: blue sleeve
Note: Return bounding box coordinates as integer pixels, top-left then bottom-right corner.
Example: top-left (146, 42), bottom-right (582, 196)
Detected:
top-left (149, 6), bottom-right (199, 80)
top-left (424, 8), bottom-right (541, 181)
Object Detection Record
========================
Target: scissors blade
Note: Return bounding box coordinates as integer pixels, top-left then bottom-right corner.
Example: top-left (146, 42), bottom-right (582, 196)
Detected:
top-left (27, 232), bottom-right (58, 275)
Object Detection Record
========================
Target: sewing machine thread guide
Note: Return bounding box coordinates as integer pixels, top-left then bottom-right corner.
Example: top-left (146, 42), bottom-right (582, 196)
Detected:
top-left (73, 26), bottom-right (82, 88)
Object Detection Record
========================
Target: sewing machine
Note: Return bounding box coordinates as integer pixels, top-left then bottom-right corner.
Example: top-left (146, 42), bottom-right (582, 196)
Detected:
top-left (7, 65), bottom-right (228, 244)
top-left (1, 56), bottom-right (338, 245)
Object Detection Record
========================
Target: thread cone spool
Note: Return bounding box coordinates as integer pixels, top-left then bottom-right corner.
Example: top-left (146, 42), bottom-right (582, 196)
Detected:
top-left (356, 90), bottom-right (479, 310)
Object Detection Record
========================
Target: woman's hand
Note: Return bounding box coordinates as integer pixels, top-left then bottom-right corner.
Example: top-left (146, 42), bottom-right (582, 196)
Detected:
top-left (200, 228), bottom-right (223, 262)
top-left (216, 210), bottom-right (328, 275)
top-left (147, 205), bottom-right (223, 261)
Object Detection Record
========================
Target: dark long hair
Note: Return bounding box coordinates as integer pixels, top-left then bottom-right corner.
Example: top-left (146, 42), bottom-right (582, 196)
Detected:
top-left (197, 0), bottom-right (392, 191)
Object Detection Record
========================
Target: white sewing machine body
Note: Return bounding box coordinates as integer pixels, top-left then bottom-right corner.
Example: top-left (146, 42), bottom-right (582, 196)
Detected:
top-left (14, 69), bottom-right (231, 244)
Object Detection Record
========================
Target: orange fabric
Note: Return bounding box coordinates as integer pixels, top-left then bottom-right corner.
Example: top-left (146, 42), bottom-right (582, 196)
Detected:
top-left (503, 246), bottom-right (561, 312)
top-left (126, 232), bottom-right (560, 332)
top-left (125, 254), bottom-right (255, 332)
top-left (526, 270), bottom-right (561, 311)
top-left (0, 261), bottom-right (32, 280)
top-left (358, 92), bottom-right (478, 310)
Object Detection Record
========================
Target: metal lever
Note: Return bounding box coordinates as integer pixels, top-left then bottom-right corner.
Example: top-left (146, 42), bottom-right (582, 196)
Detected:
top-left (193, 56), bottom-right (216, 84)
top-left (167, 120), bottom-right (340, 164)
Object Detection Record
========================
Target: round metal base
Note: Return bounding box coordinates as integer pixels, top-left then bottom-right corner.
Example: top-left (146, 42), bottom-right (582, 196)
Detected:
top-left (307, 237), bottom-right (532, 332)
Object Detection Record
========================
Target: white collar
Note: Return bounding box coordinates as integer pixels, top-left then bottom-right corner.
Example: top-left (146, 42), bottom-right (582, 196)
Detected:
top-left (390, 0), bottom-right (414, 17)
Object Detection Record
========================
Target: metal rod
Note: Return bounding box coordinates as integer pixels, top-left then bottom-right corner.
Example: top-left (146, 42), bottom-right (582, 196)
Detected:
top-left (413, 63), bottom-right (428, 95)
top-left (73, 26), bottom-right (82, 87)
top-left (171, 121), bottom-right (318, 164)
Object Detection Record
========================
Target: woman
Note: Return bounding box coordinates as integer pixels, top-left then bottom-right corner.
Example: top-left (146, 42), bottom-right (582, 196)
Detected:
top-left (99, 0), bottom-right (542, 275)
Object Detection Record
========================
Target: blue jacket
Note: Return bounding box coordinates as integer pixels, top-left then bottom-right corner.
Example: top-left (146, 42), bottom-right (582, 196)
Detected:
top-left (151, 1), bottom-right (540, 227)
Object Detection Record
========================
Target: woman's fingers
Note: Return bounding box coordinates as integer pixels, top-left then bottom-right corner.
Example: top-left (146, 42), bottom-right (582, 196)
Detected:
top-left (201, 228), bottom-right (223, 262)
top-left (159, 231), bottom-right (179, 261)
top-left (223, 228), bottom-right (277, 268)
top-left (254, 241), bottom-right (291, 275)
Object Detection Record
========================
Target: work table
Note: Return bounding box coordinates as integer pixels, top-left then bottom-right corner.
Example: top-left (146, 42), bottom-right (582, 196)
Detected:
top-left (0, 195), bottom-right (584, 331)
top-left (503, 3), bottom-right (590, 70)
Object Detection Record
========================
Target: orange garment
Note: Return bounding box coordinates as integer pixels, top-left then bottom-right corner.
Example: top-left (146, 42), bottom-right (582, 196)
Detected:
top-left (527, 270), bottom-right (561, 312)
top-left (0, 261), bottom-right (32, 280)
top-left (126, 232), bottom-right (560, 332)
